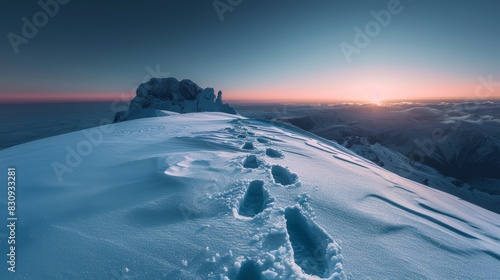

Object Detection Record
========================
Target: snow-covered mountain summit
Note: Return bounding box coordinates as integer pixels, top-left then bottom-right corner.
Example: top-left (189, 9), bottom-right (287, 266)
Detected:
top-left (0, 112), bottom-right (498, 279)
top-left (114, 77), bottom-right (237, 122)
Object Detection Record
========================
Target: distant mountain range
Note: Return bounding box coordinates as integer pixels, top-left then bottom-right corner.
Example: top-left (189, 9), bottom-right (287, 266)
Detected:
top-left (235, 101), bottom-right (500, 213)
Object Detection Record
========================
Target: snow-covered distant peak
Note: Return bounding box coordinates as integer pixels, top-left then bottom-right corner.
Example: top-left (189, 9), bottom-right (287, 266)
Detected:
top-left (114, 77), bottom-right (237, 122)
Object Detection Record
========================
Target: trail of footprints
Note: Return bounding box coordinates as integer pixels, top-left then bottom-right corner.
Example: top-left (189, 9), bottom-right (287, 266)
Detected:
top-left (228, 120), bottom-right (340, 279)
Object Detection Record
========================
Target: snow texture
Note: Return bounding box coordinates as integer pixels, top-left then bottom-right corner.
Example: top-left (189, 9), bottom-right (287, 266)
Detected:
top-left (0, 112), bottom-right (499, 279)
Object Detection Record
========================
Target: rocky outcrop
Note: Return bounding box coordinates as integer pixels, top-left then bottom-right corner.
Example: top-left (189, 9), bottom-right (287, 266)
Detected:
top-left (114, 77), bottom-right (237, 122)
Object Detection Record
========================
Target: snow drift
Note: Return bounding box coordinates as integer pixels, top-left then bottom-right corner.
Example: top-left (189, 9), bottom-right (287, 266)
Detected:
top-left (0, 112), bottom-right (499, 279)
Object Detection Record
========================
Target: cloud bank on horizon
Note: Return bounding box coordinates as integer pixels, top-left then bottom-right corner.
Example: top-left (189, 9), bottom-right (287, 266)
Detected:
top-left (1, 0), bottom-right (500, 102)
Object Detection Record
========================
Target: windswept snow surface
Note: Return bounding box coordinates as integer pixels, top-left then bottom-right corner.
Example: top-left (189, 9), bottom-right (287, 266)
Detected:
top-left (0, 112), bottom-right (499, 279)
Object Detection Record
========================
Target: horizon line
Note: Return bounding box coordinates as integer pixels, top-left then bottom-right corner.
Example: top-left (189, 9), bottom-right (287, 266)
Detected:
top-left (1, 96), bottom-right (499, 105)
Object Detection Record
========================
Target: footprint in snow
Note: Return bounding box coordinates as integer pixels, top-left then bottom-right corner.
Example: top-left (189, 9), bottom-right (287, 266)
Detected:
top-left (238, 180), bottom-right (270, 218)
top-left (243, 155), bottom-right (261, 169)
top-left (271, 165), bottom-right (298, 186)
top-left (235, 260), bottom-right (262, 280)
top-left (285, 206), bottom-right (339, 278)
top-left (256, 137), bottom-right (271, 143)
top-left (242, 141), bottom-right (255, 150)
top-left (266, 148), bottom-right (284, 158)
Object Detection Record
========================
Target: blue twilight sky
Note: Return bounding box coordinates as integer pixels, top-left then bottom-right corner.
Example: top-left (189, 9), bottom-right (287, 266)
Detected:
top-left (1, 0), bottom-right (499, 102)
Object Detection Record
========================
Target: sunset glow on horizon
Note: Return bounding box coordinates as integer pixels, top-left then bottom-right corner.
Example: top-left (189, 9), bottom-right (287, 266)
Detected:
top-left (223, 66), bottom-right (491, 103)
top-left (1, 1), bottom-right (499, 104)
top-left (0, 92), bottom-right (135, 103)
top-left (1, 77), bottom-right (494, 104)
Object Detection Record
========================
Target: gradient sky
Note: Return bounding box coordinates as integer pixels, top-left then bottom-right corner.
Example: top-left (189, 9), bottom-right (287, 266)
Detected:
top-left (1, 0), bottom-right (499, 103)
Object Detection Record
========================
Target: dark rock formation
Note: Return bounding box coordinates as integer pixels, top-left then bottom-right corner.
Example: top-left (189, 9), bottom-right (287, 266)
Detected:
top-left (114, 77), bottom-right (237, 122)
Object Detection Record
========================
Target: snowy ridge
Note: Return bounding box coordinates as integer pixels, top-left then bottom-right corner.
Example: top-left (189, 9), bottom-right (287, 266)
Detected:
top-left (256, 102), bottom-right (500, 204)
top-left (340, 136), bottom-right (500, 212)
top-left (0, 112), bottom-right (499, 279)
